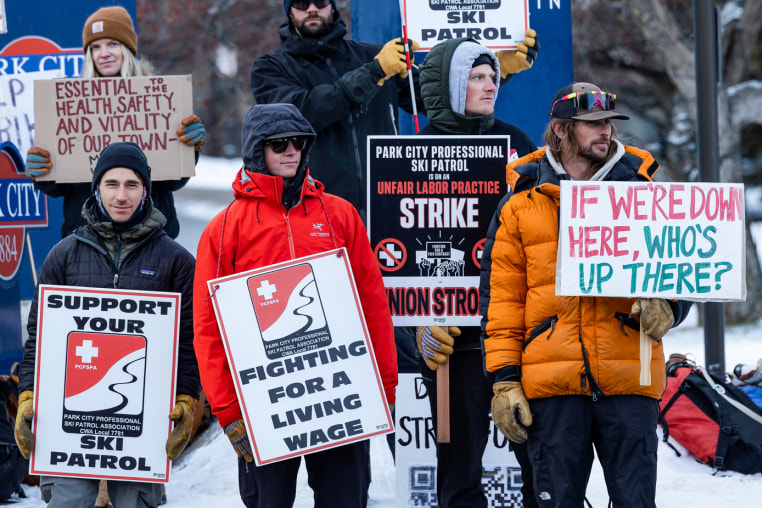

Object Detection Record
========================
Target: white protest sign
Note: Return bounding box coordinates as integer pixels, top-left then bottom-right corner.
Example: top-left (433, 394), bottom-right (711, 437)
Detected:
top-left (33, 75), bottom-right (195, 183)
top-left (556, 181), bottom-right (746, 302)
top-left (403, 0), bottom-right (529, 51)
top-left (31, 285), bottom-right (181, 483)
top-left (395, 373), bottom-right (524, 507)
top-left (0, 70), bottom-right (62, 156)
top-left (208, 248), bottom-right (393, 466)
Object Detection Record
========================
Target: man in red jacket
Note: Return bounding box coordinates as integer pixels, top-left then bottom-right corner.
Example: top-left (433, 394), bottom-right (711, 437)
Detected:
top-left (193, 103), bottom-right (396, 508)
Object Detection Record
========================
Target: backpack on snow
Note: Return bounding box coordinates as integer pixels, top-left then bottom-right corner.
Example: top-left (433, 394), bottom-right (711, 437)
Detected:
top-left (658, 354), bottom-right (762, 474)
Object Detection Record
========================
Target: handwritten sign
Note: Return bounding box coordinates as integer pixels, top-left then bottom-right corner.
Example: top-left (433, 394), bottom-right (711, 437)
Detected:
top-left (31, 285), bottom-right (181, 482)
top-left (0, 70), bottom-right (61, 156)
top-left (402, 0), bottom-right (529, 51)
top-left (208, 248), bottom-right (393, 466)
top-left (34, 75), bottom-right (195, 183)
top-left (367, 135), bottom-right (511, 326)
top-left (556, 181), bottom-right (746, 302)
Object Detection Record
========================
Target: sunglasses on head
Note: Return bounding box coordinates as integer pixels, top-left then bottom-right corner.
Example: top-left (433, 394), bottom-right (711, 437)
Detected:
top-left (263, 136), bottom-right (310, 153)
top-left (550, 90), bottom-right (616, 116)
top-left (291, 0), bottom-right (332, 10)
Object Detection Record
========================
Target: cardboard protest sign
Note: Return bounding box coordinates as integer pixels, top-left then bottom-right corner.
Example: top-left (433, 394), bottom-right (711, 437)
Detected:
top-left (367, 135), bottom-right (512, 326)
top-left (556, 181), bottom-right (746, 302)
top-left (208, 248), bottom-right (393, 466)
top-left (33, 75), bottom-right (195, 183)
top-left (402, 0), bottom-right (529, 51)
top-left (30, 285), bottom-right (181, 483)
top-left (0, 70), bottom-right (61, 156)
top-left (395, 373), bottom-right (524, 507)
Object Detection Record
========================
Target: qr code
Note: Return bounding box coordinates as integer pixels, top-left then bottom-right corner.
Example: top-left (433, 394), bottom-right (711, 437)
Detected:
top-left (407, 465), bottom-right (524, 507)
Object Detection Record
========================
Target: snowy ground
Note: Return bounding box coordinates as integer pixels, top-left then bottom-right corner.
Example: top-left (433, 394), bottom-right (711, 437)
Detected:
top-left (10, 156), bottom-right (762, 506)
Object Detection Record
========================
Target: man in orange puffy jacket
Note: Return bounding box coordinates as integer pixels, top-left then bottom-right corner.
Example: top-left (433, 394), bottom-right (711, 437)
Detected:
top-left (480, 82), bottom-right (693, 507)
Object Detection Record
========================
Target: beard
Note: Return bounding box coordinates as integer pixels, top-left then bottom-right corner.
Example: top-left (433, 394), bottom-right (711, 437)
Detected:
top-left (577, 139), bottom-right (611, 163)
top-left (292, 13), bottom-right (333, 38)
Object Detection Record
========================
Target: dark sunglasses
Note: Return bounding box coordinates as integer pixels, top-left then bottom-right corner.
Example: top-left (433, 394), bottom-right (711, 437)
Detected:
top-left (263, 136), bottom-right (310, 153)
top-left (550, 91), bottom-right (617, 117)
top-left (291, 0), bottom-right (332, 11)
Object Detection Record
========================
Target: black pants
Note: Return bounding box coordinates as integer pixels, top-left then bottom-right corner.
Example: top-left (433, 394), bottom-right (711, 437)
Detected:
top-left (527, 395), bottom-right (659, 508)
top-left (237, 440), bottom-right (370, 508)
top-left (421, 348), bottom-right (536, 508)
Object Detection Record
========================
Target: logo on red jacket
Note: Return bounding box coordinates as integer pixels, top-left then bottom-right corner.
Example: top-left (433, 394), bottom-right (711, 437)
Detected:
top-left (247, 263), bottom-right (332, 360)
top-left (0, 142), bottom-right (47, 281)
top-left (62, 332), bottom-right (146, 437)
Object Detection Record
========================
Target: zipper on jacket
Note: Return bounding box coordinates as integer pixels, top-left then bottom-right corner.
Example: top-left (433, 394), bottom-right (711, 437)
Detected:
top-left (113, 233), bottom-right (122, 287)
top-left (615, 312), bottom-right (640, 336)
top-left (526, 315), bottom-right (558, 349)
top-left (325, 55), bottom-right (364, 197)
top-left (284, 211), bottom-right (296, 259)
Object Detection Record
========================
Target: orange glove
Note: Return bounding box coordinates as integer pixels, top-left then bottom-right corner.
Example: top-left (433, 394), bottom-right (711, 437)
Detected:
top-left (495, 29), bottom-right (539, 80)
top-left (165, 394), bottom-right (198, 460)
top-left (14, 390), bottom-right (35, 459)
top-left (375, 38), bottom-right (420, 84)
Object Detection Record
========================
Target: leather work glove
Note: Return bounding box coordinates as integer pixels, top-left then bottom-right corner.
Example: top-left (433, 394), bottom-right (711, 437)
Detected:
top-left (630, 298), bottom-right (674, 341)
top-left (224, 419), bottom-right (253, 462)
top-left (165, 394), bottom-right (198, 460)
top-left (177, 114), bottom-right (206, 151)
top-left (25, 147), bottom-right (52, 177)
top-left (14, 390), bottom-right (35, 459)
top-left (491, 381), bottom-right (532, 443)
top-left (416, 325), bottom-right (459, 371)
top-left (495, 29), bottom-right (539, 81)
top-left (374, 37), bottom-right (420, 84)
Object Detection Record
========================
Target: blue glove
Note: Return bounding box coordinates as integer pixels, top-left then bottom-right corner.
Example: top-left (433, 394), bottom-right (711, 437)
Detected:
top-left (177, 114), bottom-right (206, 150)
top-left (26, 147), bottom-right (52, 177)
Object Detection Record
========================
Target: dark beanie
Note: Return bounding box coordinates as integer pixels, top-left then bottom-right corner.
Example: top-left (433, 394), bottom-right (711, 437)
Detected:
top-left (283, 0), bottom-right (337, 16)
top-left (472, 54), bottom-right (495, 70)
top-left (92, 142), bottom-right (151, 194)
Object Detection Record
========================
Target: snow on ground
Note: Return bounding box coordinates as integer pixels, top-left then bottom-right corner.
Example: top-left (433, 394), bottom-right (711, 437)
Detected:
top-left (10, 156), bottom-right (762, 506)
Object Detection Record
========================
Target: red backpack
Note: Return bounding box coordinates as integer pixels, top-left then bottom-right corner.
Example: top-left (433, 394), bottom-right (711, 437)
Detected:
top-left (658, 355), bottom-right (762, 474)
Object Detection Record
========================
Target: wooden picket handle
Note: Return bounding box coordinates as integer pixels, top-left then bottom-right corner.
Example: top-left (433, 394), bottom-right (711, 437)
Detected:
top-left (436, 358), bottom-right (450, 442)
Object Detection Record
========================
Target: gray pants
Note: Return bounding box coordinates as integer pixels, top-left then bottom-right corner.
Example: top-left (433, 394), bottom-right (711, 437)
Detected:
top-left (41, 476), bottom-right (162, 508)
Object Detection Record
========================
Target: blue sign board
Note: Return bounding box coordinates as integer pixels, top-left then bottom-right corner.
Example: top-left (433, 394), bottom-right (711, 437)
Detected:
top-left (351, 0), bottom-right (573, 145)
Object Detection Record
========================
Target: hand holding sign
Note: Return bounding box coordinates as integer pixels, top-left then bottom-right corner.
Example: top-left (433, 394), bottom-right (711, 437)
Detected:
top-left (177, 114), bottom-right (206, 151)
top-left (496, 29), bottom-right (539, 81)
top-left (25, 146), bottom-right (52, 177)
top-left (630, 298), bottom-right (674, 342)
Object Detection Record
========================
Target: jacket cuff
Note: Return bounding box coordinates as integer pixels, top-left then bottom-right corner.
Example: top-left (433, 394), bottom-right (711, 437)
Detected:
top-left (216, 404), bottom-right (244, 429)
top-left (493, 365), bottom-right (521, 383)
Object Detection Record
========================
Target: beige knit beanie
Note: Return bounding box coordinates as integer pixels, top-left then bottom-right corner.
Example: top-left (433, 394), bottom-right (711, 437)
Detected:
top-left (82, 6), bottom-right (138, 55)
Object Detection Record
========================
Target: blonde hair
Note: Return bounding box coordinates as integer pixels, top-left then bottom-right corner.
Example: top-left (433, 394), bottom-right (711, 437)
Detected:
top-left (83, 43), bottom-right (154, 78)
top-left (544, 118), bottom-right (619, 174)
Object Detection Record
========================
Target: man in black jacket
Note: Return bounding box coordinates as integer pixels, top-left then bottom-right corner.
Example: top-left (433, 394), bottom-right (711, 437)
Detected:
top-left (15, 142), bottom-right (199, 508)
top-left (414, 38), bottom-right (539, 508)
top-left (252, 0), bottom-right (424, 221)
